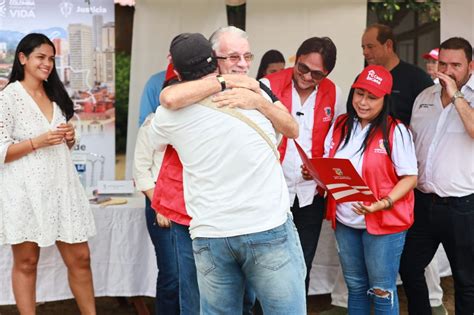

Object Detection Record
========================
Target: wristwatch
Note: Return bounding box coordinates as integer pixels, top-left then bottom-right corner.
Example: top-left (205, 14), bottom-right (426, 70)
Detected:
top-left (451, 90), bottom-right (464, 104)
top-left (216, 75), bottom-right (226, 91)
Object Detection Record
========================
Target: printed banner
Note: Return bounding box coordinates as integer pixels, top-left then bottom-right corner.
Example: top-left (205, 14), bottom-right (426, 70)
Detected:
top-left (0, 0), bottom-right (116, 187)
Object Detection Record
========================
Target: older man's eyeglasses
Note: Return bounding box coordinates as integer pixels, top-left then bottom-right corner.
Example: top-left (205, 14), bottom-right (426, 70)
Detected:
top-left (216, 53), bottom-right (254, 63)
top-left (297, 62), bottom-right (327, 80)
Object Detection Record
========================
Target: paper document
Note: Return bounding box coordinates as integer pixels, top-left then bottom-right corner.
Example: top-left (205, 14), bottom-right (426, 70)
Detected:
top-left (294, 140), bottom-right (377, 203)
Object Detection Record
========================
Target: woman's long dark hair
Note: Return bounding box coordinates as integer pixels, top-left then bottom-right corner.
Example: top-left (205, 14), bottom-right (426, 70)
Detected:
top-left (8, 33), bottom-right (74, 121)
top-left (335, 89), bottom-right (403, 159)
top-left (256, 49), bottom-right (285, 80)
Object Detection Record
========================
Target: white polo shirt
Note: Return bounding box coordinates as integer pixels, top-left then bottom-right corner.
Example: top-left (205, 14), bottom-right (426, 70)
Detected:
top-left (261, 78), bottom-right (344, 207)
top-left (148, 99), bottom-right (290, 239)
top-left (410, 75), bottom-right (474, 197)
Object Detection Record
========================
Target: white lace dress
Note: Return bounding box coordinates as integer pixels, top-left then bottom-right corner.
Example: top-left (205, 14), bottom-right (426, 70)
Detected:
top-left (0, 81), bottom-right (96, 247)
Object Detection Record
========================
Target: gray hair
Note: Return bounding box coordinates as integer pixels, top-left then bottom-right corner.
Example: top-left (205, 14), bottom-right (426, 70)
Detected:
top-left (209, 26), bottom-right (248, 53)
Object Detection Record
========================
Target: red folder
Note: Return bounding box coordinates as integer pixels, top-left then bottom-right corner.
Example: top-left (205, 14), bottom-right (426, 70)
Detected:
top-left (294, 140), bottom-right (377, 203)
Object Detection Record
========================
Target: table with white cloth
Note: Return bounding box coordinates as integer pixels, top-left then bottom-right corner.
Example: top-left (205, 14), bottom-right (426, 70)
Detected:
top-left (0, 195), bottom-right (451, 304)
top-left (0, 195), bottom-right (156, 305)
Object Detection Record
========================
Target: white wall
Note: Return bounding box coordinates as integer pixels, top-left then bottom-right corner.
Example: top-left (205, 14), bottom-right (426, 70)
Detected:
top-left (247, 0), bottom-right (367, 104)
top-left (125, 0), bottom-right (227, 179)
top-left (441, 0), bottom-right (474, 44)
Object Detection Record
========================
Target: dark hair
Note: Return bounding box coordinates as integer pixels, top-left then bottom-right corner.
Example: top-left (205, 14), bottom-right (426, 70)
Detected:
top-left (366, 23), bottom-right (397, 52)
top-left (179, 61), bottom-right (217, 81)
top-left (336, 92), bottom-right (403, 159)
top-left (295, 37), bottom-right (337, 74)
top-left (8, 33), bottom-right (74, 120)
top-left (440, 37), bottom-right (472, 62)
top-left (256, 49), bottom-right (285, 80)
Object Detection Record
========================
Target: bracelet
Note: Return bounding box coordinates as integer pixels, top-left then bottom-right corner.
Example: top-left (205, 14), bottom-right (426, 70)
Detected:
top-left (381, 196), bottom-right (394, 209)
top-left (29, 138), bottom-right (36, 151)
top-left (216, 75), bottom-right (226, 91)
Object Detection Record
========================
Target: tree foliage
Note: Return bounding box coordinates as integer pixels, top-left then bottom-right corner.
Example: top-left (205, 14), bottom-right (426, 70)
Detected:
top-left (115, 52), bottom-right (131, 154)
top-left (369, 0), bottom-right (440, 23)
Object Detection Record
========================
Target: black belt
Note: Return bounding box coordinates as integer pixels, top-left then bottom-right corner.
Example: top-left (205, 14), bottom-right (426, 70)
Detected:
top-left (424, 192), bottom-right (474, 205)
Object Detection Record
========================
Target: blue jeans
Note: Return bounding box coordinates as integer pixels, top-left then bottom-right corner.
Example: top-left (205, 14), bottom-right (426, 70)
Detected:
top-left (335, 222), bottom-right (406, 315)
top-left (171, 222), bottom-right (256, 315)
top-left (192, 216), bottom-right (306, 315)
top-left (145, 198), bottom-right (179, 315)
top-left (171, 222), bottom-right (201, 315)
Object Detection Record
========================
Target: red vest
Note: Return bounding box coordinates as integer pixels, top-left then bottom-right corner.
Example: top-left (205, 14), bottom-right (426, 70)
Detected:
top-left (151, 145), bottom-right (191, 226)
top-left (265, 68), bottom-right (336, 162)
top-left (326, 115), bottom-right (414, 235)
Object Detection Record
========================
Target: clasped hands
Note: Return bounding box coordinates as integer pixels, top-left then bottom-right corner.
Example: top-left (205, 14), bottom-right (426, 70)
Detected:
top-left (33, 123), bottom-right (75, 149)
top-left (211, 74), bottom-right (262, 110)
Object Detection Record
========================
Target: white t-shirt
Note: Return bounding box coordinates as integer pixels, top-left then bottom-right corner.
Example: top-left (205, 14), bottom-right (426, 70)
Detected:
top-left (410, 75), bottom-right (474, 197)
top-left (148, 100), bottom-right (290, 239)
top-left (323, 118), bottom-right (418, 229)
top-left (260, 78), bottom-right (344, 207)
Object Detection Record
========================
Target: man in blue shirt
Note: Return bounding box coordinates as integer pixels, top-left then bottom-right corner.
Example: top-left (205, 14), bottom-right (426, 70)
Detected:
top-left (138, 70), bottom-right (166, 125)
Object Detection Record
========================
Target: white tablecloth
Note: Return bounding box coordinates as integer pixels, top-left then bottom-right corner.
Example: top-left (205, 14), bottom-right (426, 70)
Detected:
top-left (0, 195), bottom-right (156, 305)
top-left (0, 196), bottom-right (451, 304)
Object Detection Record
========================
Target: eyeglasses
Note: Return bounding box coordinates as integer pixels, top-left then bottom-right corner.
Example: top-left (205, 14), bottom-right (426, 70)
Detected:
top-left (216, 53), bottom-right (254, 63)
top-left (297, 62), bottom-right (327, 80)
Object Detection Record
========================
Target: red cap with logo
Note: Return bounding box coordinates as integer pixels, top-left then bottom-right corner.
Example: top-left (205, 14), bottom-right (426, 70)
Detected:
top-left (422, 48), bottom-right (439, 60)
top-left (351, 65), bottom-right (393, 98)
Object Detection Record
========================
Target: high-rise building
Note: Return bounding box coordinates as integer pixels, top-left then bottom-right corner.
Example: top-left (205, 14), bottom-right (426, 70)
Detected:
top-left (52, 38), bottom-right (62, 55)
top-left (68, 24), bottom-right (93, 90)
top-left (102, 22), bottom-right (115, 51)
top-left (92, 15), bottom-right (103, 51)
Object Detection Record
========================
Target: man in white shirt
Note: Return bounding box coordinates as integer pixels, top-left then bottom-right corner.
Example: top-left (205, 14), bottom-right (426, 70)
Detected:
top-left (149, 32), bottom-right (306, 315)
top-left (260, 37), bottom-right (343, 293)
top-left (399, 37), bottom-right (474, 315)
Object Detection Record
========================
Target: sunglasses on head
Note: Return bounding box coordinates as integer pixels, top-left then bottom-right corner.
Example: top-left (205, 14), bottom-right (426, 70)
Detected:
top-left (297, 62), bottom-right (327, 80)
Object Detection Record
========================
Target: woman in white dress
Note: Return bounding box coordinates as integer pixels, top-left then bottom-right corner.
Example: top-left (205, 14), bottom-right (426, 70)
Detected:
top-left (0, 33), bottom-right (96, 314)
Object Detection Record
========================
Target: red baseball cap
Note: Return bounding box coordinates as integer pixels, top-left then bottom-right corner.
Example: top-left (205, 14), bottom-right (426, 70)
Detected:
top-left (422, 48), bottom-right (439, 60)
top-left (351, 65), bottom-right (393, 98)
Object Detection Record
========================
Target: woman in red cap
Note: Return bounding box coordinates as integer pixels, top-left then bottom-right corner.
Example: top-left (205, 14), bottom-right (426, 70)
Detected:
top-left (323, 65), bottom-right (418, 314)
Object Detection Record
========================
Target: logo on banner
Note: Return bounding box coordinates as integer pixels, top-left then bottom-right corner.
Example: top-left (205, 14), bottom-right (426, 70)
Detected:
top-left (7, 0), bottom-right (35, 18)
top-left (59, 0), bottom-right (73, 18)
top-left (323, 106), bottom-right (332, 122)
top-left (0, 0), bottom-right (6, 17)
top-left (76, 4), bottom-right (107, 14)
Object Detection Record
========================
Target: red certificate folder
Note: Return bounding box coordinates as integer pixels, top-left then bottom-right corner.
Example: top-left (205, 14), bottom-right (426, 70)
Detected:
top-left (294, 140), bottom-right (377, 203)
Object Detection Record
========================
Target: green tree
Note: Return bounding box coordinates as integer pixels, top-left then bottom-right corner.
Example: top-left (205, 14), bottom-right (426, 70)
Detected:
top-left (115, 52), bottom-right (131, 154)
top-left (369, 0), bottom-right (440, 24)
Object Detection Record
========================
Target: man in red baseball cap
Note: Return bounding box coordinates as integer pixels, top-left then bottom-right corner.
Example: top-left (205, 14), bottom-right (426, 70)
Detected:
top-left (422, 48), bottom-right (439, 81)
